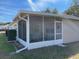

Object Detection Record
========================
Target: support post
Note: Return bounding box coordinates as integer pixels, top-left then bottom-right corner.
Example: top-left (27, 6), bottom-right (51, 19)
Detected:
top-left (62, 19), bottom-right (64, 43)
top-left (16, 20), bottom-right (18, 41)
top-left (42, 16), bottom-right (44, 41)
top-left (54, 18), bottom-right (56, 40)
top-left (27, 15), bottom-right (30, 50)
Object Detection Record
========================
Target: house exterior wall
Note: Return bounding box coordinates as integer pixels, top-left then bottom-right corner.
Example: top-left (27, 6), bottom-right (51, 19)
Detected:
top-left (63, 19), bottom-right (79, 43)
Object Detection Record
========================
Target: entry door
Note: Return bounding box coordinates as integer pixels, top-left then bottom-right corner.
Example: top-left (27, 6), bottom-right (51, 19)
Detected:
top-left (55, 21), bottom-right (62, 40)
top-left (18, 20), bottom-right (27, 41)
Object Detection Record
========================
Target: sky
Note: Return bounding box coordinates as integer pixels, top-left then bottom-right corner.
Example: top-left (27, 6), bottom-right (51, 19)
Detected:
top-left (0, 0), bottom-right (72, 22)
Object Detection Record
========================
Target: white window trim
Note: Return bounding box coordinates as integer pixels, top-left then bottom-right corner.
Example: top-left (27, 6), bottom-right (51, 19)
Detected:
top-left (17, 15), bottom-right (28, 42)
top-left (55, 20), bottom-right (63, 40)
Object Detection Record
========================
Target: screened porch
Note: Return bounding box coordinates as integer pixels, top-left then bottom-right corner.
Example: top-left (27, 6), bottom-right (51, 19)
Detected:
top-left (17, 14), bottom-right (63, 49)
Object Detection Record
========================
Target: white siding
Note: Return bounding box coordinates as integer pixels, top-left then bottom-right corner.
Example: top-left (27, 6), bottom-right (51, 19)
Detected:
top-left (63, 19), bottom-right (79, 43)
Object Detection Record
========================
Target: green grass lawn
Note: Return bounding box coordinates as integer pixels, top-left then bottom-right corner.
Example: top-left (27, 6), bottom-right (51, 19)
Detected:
top-left (0, 33), bottom-right (15, 53)
top-left (0, 32), bottom-right (79, 59)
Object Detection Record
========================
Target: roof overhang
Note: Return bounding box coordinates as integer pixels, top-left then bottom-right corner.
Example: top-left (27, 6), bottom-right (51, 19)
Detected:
top-left (13, 10), bottom-right (79, 21)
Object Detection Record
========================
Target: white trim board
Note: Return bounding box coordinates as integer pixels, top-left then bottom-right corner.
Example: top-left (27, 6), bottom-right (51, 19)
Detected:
top-left (17, 38), bottom-right (27, 47)
top-left (28, 39), bottom-right (63, 50)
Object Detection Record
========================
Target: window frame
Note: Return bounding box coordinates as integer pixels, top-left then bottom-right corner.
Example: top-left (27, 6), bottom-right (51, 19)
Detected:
top-left (18, 19), bottom-right (27, 41)
top-left (55, 20), bottom-right (62, 40)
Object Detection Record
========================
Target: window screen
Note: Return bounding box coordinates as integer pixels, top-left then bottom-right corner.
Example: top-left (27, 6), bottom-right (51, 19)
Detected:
top-left (30, 15), bottom-right (43, 43)
top-left (18, 20), bottom-right (26, 41)
top-left (44, 16), bottom-right (54, 41)
top-left (56, 20), bottom-right (62, 40)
